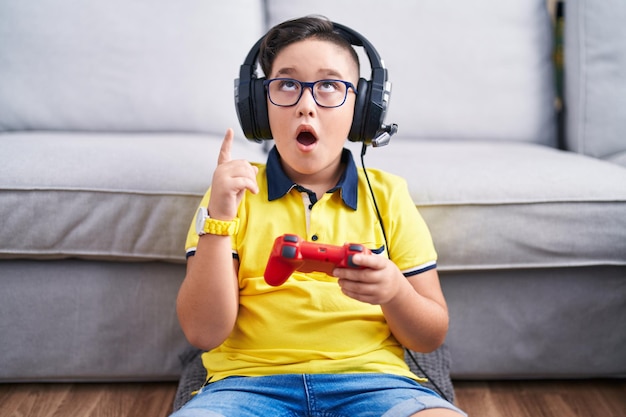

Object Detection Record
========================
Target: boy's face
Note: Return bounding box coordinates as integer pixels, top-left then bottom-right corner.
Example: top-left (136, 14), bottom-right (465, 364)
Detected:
top-left (268, 39), bottom-right (359, 183)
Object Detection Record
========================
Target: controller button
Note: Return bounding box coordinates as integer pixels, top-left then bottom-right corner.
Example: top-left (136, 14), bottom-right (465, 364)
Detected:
top-left (348, 244), bottom-right (364, 252)
top-left (347, 254), bottom-right (357, 268)
top-left (281, 246), bottom-right (297, 259)
top-left (283, 235), bottom-right (299, 243)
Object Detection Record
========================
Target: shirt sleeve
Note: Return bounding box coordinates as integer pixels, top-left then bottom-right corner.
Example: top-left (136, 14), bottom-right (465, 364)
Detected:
top-left (383, 177), bottom-right (438, 276)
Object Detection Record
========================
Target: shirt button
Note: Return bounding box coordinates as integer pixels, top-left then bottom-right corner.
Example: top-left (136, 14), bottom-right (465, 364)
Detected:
top-left (312, 234), bottom-right (319, 241)
top-left (308, 204), bottom-right (313, 210)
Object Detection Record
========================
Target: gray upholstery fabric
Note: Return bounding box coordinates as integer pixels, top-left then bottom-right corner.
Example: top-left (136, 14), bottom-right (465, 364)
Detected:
top-left (565, 0), bottom-right (626, 161)
top-left (173, 349), bottom-right (206, 412)
top-left (0, 259), bottom-right (189, 381)
top-left (405, 346), bottom-right (455, 403)
top-left (172, 346), bottom-right (456, 412)
top-left (267, 0), bottom-right (557, 146)
top-left (3, 134), bottom-right (625, 272)
top-left (360, 139), bottom-right (626, 272)
top-left (443, 266), bottom-right (626, 379)
top-left (2, 134), bottom-right (624, 382)
top-left (0, 0), bottom-right (624, 384)
top-left (0, 1), bottom-right (265, 135)
top-left (0, 132), bottom-right (266, 262)
top-left (2, 261), bottom-right (623, 382)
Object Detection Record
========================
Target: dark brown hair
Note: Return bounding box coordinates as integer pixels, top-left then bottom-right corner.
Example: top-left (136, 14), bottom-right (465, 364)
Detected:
top-left (259, 16), bottom-right (360, 78)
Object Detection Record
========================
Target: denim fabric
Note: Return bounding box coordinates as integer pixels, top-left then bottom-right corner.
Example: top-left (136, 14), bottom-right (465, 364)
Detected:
top-left (170, 373), bottom-right (466, 417)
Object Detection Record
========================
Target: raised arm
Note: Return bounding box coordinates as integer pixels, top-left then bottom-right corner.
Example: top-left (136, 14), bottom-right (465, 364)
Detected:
top-left (176, 129), bottom-right (259, 350)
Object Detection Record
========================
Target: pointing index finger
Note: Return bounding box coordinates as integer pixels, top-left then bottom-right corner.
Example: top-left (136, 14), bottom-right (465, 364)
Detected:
top-left (218, 128), bottom-right (234, 165)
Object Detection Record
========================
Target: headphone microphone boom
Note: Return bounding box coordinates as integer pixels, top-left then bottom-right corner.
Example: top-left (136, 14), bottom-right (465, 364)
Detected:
top-left (234, 21), bottom-right (397, 147)
top-left (372, 123), bottom-right (398, 147)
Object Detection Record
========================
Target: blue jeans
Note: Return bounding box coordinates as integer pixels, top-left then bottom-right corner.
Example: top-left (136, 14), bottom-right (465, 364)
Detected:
top-left (170, 373), bottom-right (466, 417)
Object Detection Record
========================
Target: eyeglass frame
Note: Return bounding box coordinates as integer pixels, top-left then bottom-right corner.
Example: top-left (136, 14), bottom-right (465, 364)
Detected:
top-left (263, 78), bottom-right (358, 108)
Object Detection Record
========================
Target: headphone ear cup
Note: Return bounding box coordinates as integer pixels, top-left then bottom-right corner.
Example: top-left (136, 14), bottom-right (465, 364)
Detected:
top-left (251, 78), bottom-right (272, 140)
top-left (348, 78), bottom-right (369, 142)
top-left (235, 77), bottom-right (273, 141)
top-left (235, 76), bottom-right (255, 140)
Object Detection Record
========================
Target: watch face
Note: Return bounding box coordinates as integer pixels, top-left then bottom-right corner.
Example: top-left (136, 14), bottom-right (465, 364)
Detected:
top-left (195, 207), bottom-right (207, 234)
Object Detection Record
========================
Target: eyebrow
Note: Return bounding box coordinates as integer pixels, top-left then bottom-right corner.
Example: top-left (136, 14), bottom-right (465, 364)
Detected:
top-left (274, 67), bottom-right (345, 79)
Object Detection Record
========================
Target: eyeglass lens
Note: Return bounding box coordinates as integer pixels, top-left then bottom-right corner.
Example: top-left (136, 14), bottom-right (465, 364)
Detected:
top-left (267, 79), bottom-right (351, 108)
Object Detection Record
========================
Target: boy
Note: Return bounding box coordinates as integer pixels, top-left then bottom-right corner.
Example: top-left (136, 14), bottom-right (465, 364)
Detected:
top-left (173, 16), bottom-right (465, 417)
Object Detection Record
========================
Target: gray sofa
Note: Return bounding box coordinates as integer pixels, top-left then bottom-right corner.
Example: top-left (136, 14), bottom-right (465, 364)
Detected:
top-left (1, 0), bottom-right (624, 382)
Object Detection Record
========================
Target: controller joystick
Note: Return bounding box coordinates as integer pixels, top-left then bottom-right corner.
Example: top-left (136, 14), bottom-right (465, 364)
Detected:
top-left (264, 234), bottom-right (371, 286)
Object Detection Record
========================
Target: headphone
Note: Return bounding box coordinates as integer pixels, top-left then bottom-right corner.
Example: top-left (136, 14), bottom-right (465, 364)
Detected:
top-left (234, 21), bottom-right (397, 147)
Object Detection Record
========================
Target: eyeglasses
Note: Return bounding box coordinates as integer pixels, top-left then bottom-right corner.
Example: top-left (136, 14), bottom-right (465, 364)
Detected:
top-left (263, 78), bottom-right (358, 108)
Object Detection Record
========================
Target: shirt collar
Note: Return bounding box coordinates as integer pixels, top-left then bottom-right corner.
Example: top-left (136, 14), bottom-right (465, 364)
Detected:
top-left (266, 146), bottom-right (358, 210)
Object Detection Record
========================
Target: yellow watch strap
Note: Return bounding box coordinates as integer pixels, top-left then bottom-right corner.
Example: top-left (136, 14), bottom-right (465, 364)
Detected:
top-left (202, 217), bottom-right (240, 236)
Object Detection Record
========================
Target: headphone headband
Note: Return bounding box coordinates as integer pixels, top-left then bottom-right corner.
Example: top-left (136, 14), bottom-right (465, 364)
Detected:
top-left (235, 21), bottom-right (395, 145)
top-left (332, 22), bottom-right (385, 73)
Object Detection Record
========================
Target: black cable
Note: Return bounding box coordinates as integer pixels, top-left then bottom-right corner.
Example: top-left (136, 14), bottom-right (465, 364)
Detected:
top-left (360, 143), bottom-right (388, 252)
top-left (359, 142), bottom-right (451, 403)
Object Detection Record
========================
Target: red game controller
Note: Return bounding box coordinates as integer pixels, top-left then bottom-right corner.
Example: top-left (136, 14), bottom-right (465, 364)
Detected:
top-left (264, 234), bottom-right (372, 286)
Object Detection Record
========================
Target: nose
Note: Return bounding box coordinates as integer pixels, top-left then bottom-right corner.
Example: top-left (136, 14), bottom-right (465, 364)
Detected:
top-left (296, 86), bottom-right (316, 116)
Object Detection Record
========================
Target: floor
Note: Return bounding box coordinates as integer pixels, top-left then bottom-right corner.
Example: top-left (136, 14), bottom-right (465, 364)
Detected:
top-left (0, 379), bottom-right (624, 417)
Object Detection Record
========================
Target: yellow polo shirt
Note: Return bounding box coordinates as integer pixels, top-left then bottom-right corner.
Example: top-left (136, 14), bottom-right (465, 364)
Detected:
top-left (185, 147), bottom-right (437, 382)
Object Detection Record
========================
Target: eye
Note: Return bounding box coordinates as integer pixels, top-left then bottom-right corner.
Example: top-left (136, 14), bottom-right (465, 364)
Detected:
top-left (317, 80), bottom-right (340, 93)
top-left (278, 79), bottom-right (300, 92)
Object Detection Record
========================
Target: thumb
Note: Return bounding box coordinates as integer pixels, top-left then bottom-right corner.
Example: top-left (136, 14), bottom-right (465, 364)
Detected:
top-left (217, 128), bottom-right (234, 165)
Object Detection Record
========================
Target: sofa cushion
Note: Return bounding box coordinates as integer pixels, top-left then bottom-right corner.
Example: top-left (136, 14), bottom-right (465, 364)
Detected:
top-left (267, 0), bottom-right (557, 146)
top-left (354, 139), bottom-right (626, 271)
top-left (0, 0), bottom-right (264, 136)
top-left (0, 132), bottom-right (267, 262)
top-left (2, 134), bottom-right (625, 272)
top-left (565, 0), bottom-right (626, 164)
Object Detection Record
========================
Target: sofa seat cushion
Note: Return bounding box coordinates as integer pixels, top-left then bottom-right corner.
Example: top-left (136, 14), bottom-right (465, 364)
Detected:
top-left (0, 132), bottom-right (267, 262)
top-left (359, 139), bottom-right (626, 271)
top-left (3, 133), bottom-right (625, 272)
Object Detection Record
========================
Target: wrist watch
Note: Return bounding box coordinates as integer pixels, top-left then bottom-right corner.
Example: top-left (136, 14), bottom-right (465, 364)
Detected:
top-left (195, 207), bottom-right (239, 236)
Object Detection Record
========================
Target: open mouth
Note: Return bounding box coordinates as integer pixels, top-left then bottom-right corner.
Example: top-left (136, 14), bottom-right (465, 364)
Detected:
top-left (297, 131), bottom-right (317, 146)
top-left (296, 126), bottom-right (318, 149)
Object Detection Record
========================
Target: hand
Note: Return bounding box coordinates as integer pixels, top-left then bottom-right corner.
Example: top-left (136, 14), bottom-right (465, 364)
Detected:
top-left (334, 254), bottom-right (406, 305)
top-left (207, 128), bottom-right (259, 220)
